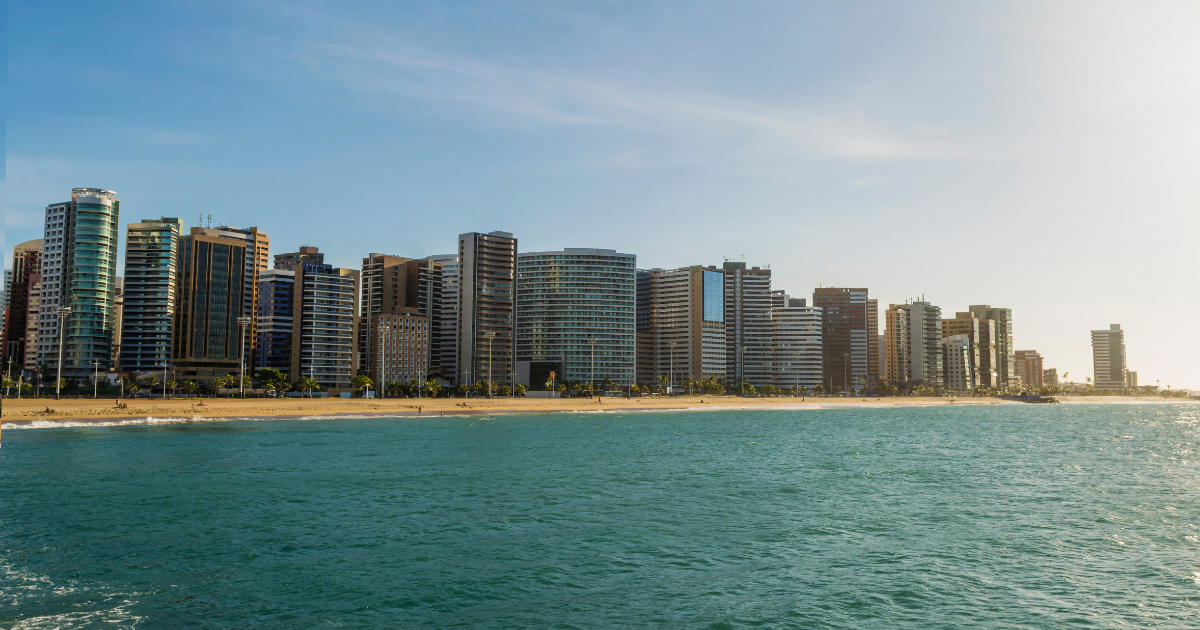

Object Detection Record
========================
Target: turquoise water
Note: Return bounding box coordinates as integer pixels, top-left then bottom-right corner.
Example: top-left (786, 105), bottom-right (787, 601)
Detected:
top-left (3, 403), bottom-right (1200, 628)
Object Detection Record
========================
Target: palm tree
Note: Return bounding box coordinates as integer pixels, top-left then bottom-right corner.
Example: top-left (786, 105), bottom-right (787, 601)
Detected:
top-left (181, 380), bottom-right (199, 396)
top-left (424, 379), bottom-right (442, 398)
top-left (514, 383), bottom-right (526, 397)
top-left (144, 375), bottom-right (160, 398)
top-left (295, 376), bottom-right (319, 397)
top-left (351, 375), bottom-right (373, 397)
top-left (165, 380), bottom-right (177, 399)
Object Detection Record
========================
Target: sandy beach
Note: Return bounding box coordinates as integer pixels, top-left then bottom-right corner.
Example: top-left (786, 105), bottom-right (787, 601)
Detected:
top-left (0, 394), bottom-right (1191, 428)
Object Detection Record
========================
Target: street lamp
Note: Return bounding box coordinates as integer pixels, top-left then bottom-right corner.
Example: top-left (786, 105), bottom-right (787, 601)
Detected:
top-left (93, 360), bottom-right (98, 399)
top-left (589, 337), bottom-right (598, 397)
top-left (237, 316), bottom-right (251, 398)
top-left (379, 324), bottom-right (391, 399)
top-left (843, 352), bottom-right (850, 396)
top-left (484, 332), bottom-right (496, 399)
top-left (56, 306), bottom-right (71, 400)
top-left (669, 341), bottom-right (677, 396)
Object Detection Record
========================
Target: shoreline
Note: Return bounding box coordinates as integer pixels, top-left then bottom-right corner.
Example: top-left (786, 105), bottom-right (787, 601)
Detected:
top-left (1, 395), bottom-right (1193, 429)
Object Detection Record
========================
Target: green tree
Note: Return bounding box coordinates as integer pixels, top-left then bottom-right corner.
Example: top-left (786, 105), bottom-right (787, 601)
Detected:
top-left (181, 380), bottom-right (199, 396)
top-left (424, 380), bottom-right (442, 398)
top-left (295, 376), bottom-right (319, 397)
top-left (351, 375), bottom-right (373, 397)
top-left (515, 383), bottom-right (526, 397)
top-left (760, 384), bottom-right (779, 397)
top-left (164, 380), bottom-right (177, 398)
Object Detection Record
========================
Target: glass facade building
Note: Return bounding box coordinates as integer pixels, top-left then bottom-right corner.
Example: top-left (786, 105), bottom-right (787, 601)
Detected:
top-left (516, 248), bottom-right (636, 387)
top-left (120, 217), bottom-right (182, 373)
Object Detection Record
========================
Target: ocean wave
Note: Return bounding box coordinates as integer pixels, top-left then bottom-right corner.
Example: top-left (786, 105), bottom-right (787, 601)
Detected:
top-left (5, 416), bottom-right (213, 429)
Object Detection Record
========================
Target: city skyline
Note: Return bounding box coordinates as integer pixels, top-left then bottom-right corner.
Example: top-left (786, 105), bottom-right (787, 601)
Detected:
top-left (5, 2), bottom-right (1199, 389)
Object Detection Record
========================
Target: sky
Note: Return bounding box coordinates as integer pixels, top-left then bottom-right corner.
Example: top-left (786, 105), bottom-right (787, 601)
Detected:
top-left (4, 0), bottom-right (1199, 388)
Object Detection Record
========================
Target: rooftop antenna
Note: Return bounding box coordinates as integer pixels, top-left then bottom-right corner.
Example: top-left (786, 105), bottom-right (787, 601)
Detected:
top-left (206, 214), bottom-right (212, 227)
top-left (198, 214), bottom-right (202, 227)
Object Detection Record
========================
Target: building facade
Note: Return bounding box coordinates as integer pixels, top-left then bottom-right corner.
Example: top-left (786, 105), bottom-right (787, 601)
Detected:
top-left (636, 266), bottom-right (726, 389)
top-left (2, 239), bottom-right (43, 371)
top-left (120, 218), bottom-right (182, 373)
top-left (172, 229), bottom-right (247, 383)
top-left (1015, 350), bottom-right (1044, 389)
top-left (771, 295), bottom-right (823, 389)
top-left (369, 312), bottom-right (429, 388)
top-left (291, 262), bottom-right (358, 390)
top-left (813, 288), bottom-right (871, 393)
top-left (884, 301), bottom-right (944, 388)
top-left (359, 253), bottom-right (444, 381)
top-left (457, 232), bottom-right (517, 387)
top-left (429, 253), bottom-right (459, 384)
top-left (723, 263), bottom-right (773, 387)
top-left (210, 226), bottom-right (269, 369)
top-left (968, 305), bottom-right (1015, 391)
top-left (515, 248), bottom-right (636, 390)
top-left (35, 189), bottom-right (122, 378)
top-left (274, 246), bottom-right (323, 272)
top-left (256, 269), bottom-right (295, 376)
top-left (943, 334), bottom-right (974, 392)
top-left (1091, 324), bottom-right (1127, 389)
top-left (942, 312), bottom-right (985, 390)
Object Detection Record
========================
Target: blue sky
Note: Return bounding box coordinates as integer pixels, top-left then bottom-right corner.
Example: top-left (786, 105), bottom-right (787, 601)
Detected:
top-left (6, 1), bottom-right (1200, 388)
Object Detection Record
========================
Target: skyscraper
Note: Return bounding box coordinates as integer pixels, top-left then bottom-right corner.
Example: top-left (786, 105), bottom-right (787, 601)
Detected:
top-left (968, 305), bottom-right (1014, 391)
top-left (813, 288), bottom-right (870, 393)
top-left (1091, 324), bottom-right (1127, 389)
top-left (35, 189), bottom-right (121, 378)
top-left (515, 248), bottom-right (636, 390)
top-left (942, 312), bottom-right (984, 389)
top-left (723, 262), bottom-right (772, 387)
top-left (359, 253), bottom-right (444, 380)
top-left (429, 253), bottom-right (459, 384)
top-left (458, 232), bottom-right (517, 387)
top-left (172, 228), bottom-right (247, 383)
top-left (884, 301), bottom-right (943, 388)
top-left (771, 294), bottom-right (823, 389)
top-left (2, 239), bottom-right (43, 371)
top-left (636, 266), bottom-right (726, 388)
top-left (291, 262), bottom-right (358, 390)
top-left (1014, 350), bottom-right (1044, 389)
top-left (210, 226), bottom-right (270, 368)
top-left (120, 218), bottom-right (182, 373)
top-left (942, 335), bottom-right (974, 392)
top-left (256, 269), bottom-right (295, 376)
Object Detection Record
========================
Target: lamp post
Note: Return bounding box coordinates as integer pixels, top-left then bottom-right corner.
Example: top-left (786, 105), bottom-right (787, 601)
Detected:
top-left (93, 360), bottom-right (98, 399)
top-left (56, 306), bottom-right (71, 400)
top-left (669, 341), bottom-right (676, 396)
top-left (378, 324), bottom-right (390, 399)
top-left (484, 332), bottom-right (495, 399)
top-left (589, 337), bottom-right (597, 397)
top-left (237, 316), bottom-right (251, 398)
top-left (843, 352), bottom-right (850, 396)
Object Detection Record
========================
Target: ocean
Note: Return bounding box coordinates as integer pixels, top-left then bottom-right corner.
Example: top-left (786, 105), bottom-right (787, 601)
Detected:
top-left (3, 403), bottom-right (1199, 628)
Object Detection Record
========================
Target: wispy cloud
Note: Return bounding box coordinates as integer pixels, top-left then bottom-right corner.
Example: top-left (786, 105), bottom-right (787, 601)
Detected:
top-left (242, 1), bottom-right (985, 167)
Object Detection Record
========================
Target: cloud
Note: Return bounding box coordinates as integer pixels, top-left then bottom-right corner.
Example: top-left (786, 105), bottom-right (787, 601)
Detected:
top-left (251, 17), bottom-right (987, 165)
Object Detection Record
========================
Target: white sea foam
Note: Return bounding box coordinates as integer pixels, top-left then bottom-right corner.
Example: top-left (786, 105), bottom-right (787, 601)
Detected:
top-left (6, 416), bottom-right (213, 429)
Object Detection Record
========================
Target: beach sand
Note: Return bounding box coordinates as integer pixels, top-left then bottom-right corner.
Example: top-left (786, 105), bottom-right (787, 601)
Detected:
top-left (1, 393), bottom-right (1190, 427)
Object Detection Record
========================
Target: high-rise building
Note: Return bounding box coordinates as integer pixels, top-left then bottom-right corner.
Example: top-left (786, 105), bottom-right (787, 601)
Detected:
top-left (291, 262), bottom-right (358, 390)
top-left (172, 229), bottom-right (247, 383)
top-left (943, 334), bottom-right (974, 392)
top-left (256, 269), bottom-right (295, 376)
top-left (2, 239), bottom-right (43, 371)
top-left (35, 189), bottom-right (121, 378)
top-left (369, 312), bottom-right (429, 388)
top-left (120, 218), bottom-right (182, 374)
top-left (1126, 371), bottom-right (1137, 388)
top-left (942, 312), bottom-right (984, 390)
top-left (457, 232), bottom-right (517, 387)
top-left (812, 288), bottom-right (871, 393)
top-left (1014, 350), bottom-right (1044, 389)
top-left (1091, 324), bottom-right (1127, 389)
top-left (210, 226), bottom-right (269, 368)
top-left (636, 266), bottom-right (726, 388)
top-left (515, 248), bottom-right (636, 390)
top-left (968, 305), bottom-right (1014, 391)
top-left (274, 246), bottom-right (324, 272)
top-left (111, 277), bottom-right (124, 372)
top-left (771, 294), bottom-right (823, 389)
top-left (359, 254), bottom-right (444, 380)
top-left (23, 274), bottom-right (41, 372)
top-left (867, 298), bottom-right (880, 385)
top-left (722, 263), bottom-right (773, 387)
top-left (429, 254), bottom-right (459, 384)
top-left (884, 301), bottom-right (943, 388)
top-left (1043, 368), bottom-right (1059, 387)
